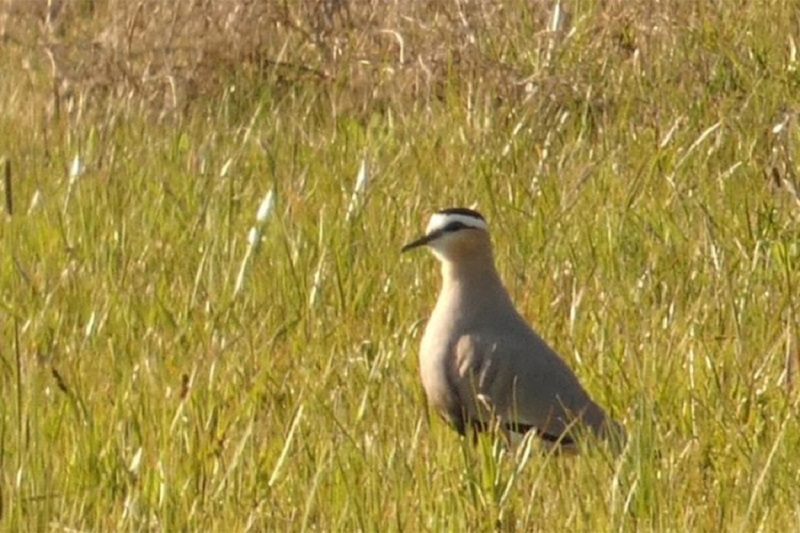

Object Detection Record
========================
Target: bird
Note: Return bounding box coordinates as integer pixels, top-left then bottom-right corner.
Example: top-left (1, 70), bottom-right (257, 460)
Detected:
top-left (402, 207), bottom-right (625, 450)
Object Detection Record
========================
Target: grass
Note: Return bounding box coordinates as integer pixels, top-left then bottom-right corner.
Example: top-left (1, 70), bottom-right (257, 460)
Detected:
top-left (2, 0), bottom-right (800, 530)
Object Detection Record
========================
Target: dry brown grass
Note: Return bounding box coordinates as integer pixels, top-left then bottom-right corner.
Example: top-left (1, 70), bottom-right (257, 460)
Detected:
top-left (1, 0), bottom-right (699, 121)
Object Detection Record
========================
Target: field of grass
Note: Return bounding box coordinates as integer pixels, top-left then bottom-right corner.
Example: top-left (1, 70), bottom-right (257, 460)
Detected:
top-left (2, 0), bottom-right (800, 530)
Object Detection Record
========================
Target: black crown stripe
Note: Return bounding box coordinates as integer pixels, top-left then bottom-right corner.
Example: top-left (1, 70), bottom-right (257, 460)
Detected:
top-left (436, 207), bottom-right (485, 221)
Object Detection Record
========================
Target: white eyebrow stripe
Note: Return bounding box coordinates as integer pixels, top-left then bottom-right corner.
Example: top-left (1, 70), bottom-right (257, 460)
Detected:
top-left (426, 212), bottom-right (488, 234)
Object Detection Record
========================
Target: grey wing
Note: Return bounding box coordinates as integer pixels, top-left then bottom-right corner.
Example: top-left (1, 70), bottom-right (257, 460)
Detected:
top-left (453, 329), bottom-right (608, 439)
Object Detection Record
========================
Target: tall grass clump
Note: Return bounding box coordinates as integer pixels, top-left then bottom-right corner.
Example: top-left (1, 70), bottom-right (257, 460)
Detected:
top-left (1, 0), bottom-right (799, 530)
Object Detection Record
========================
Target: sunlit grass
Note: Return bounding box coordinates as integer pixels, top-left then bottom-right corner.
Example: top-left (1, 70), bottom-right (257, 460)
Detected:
top-left (2, 0), bottom-right (800, 530)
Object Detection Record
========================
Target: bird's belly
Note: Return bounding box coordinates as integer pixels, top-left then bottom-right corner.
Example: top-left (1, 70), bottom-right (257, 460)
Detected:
top-left (419, 349), bottom-right (451, 409)
top-left (419, 336), bottom-right (462, 428)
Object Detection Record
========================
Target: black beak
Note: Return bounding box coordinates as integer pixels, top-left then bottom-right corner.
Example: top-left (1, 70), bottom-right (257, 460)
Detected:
top-left (401, 231), bottom-right (439, 253)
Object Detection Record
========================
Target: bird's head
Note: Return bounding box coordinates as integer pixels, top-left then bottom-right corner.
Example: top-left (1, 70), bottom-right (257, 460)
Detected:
top-left (402, 207), bottom-right (491, 263)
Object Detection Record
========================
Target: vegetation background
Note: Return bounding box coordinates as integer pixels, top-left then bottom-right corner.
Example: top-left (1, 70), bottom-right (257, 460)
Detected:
top-left (1, 0), bottom-right (799, 530)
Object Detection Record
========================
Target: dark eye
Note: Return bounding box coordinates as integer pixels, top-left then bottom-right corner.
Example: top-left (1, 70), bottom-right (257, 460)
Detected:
top-left (443, 221), bottom-right (467, 232)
